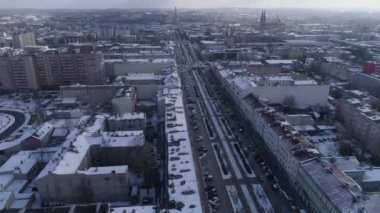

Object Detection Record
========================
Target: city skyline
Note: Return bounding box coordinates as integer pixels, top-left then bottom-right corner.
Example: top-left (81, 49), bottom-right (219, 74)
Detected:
top-left (0, 0), bottom-right (380, 10)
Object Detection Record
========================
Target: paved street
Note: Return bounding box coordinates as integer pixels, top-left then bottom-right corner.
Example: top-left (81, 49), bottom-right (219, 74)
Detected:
top-left (174, 29), bottom-right (300, 213)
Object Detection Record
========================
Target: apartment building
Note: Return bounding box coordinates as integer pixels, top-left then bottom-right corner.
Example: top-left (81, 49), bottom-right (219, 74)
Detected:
top-left (0, 54), bottom-right (39, 90)
top-left (12, 32), bottom-right (36, 48)
top-left (0, 48), bottom-right (104, 91)
top-left (337, 97), bottom-right (380, 156)
top-left (107, 112), bottom-right (146, 131)
top-left (34, 49), bottom-right (104, 89)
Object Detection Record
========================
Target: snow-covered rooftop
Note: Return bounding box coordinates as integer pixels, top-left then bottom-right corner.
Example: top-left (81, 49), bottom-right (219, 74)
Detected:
top-left (265, 59), bottom-right (295, 65)
top-left (0, 152), bottom-right (37, 175)
top-left (114, 87), bottom-right (136, 98)
top-left (125, 58), bottom-right (174, 64)
top-left (162, 69), bottom-right (202, 212)
top-left (33, 122), bottom-right (54, 139)
top-left (77, 165), bottom-right (128, 175)
top-left (37, 115), bottom-right (144, 178)
top-left (108, 112), bottom-right (146, 120)
top-left (110, 205), bottom-right (156, 213)
top-left (117, 73), bottom-right (166, 81)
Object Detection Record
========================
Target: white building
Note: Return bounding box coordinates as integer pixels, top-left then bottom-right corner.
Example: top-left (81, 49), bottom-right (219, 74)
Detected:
top-left (219, 70), bottom-right (330, 109)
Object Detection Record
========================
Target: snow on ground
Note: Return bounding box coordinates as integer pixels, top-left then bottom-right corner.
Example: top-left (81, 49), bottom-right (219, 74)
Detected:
top-left (0, 93), bottom-right (37, 112)
top-left (231, 142), bottom-right (256, 178)
top-left (0, 93), bottom-right (36, 152)
top-left (197, 101), bottom-right (205, 116)
top-left (218, 117), bottom-right (234, 139)
top-left (0, 113), bottom-right (15, 134)
top-left (211, 143), bottom-right (231, 179)
top-left (252, 184), bottom-right (274, 213)
top-left (226, 185), bottom-right (244, 213)
top-left (0, 109), bottom-right (33, 152)
top-left (240, 184), bottom-right (259, 213)
top-left (193, 70), bottom-right (243, 180)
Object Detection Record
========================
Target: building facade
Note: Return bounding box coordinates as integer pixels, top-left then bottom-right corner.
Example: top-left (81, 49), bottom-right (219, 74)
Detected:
top-left (12, 32), bottom-right (36, 48)
top-left (34, 50), bottom-right (104, 89)
top-left (0, 55), bottom-right (39, 90)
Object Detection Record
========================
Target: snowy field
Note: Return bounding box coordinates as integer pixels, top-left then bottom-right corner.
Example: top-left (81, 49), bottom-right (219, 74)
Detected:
top-left (0, 113), bottom-right (15, 135)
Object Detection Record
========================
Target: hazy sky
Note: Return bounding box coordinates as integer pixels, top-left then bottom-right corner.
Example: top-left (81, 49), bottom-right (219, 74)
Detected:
top-left (1, 0), bottom-right (380, 9)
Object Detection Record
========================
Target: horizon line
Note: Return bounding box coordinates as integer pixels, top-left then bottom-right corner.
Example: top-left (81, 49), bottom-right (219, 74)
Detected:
top-left (0, 7), bottom-right (379, 11)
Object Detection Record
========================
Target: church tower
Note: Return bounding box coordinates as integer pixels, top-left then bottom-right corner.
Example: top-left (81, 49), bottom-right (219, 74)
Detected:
top-left (259, 10), bottom-right (266, 31)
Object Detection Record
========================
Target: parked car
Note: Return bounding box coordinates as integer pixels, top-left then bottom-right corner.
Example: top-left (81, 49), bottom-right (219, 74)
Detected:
top-left (271, 184), bottom-right (279, 191)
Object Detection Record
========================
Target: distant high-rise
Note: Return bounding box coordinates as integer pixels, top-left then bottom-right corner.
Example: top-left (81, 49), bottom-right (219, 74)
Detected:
top-left (97, 27), bottom-right (115, 40)
top-left (0, 48), bottom-right (104, 91)
top-left (12, 32), bottom-right (36, 48)
top-left (174, 7), bottom-right (178, 25)
top-left (34, 49), bottom-right (104, 89)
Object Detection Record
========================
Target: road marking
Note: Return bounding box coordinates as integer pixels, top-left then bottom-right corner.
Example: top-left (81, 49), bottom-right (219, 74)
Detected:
top-left (226, 185), bottom-right (244, 213)
top-left (211, 143), bottom-right (231, 179)
top-left (218, 117), bottom-right (234, 139)
top-left (193, 71), bottom-right (243, 180)
top-left (241, 184), bottom-right (259, 213)
top-left (252, 184), bottom-right (274, 213)
top-left (231, 142), bottom-right (256, 178)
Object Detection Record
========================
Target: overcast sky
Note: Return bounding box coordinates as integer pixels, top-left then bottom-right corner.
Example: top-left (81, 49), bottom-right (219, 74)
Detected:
top-left (0, 0), bottom-right (379, 9)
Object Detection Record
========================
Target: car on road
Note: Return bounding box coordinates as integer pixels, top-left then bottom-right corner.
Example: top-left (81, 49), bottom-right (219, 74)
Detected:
top-left (205, 186), bottom-right (215, 191)
top-left (198, 146), bottom-right (207, 151)
top-left (204, 174), bottom-right (213, 182)
top-left (248, 145), bottom-right (256, 152)
top-left (262, 166), bottom-right (269, 172)
top-left (271, 183), bottom-right (279, 191)
top-left (266, 171), bottom-right (274, 180)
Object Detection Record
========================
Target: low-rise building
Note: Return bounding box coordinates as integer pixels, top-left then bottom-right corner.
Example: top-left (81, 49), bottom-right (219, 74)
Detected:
top-left (111, 87), bottom-right (137, 113)
top-left (115, 74), bottom-right (165, 100)
top-left (107, 113), bottom-right (146, 131)
top-left (337, 97), bottom-right (380, 156)
top-left (23, 122), bottom-right (54, 150)
top-left (61, 84), bottom-right (120, 103)
top-left (297, 157), bottom-right (380, 213)
top-left (114, 58), bottom-right (175, 75)
top-left (36, 115), bottom-right (145, 203)
top-left (352, 72), bottom-right (380, 98)
top-left (216, 69), bottom-right (330, 109)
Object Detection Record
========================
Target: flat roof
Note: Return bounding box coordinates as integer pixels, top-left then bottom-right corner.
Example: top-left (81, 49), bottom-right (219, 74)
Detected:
top-left (110, 205), bottom-right (156, 213)
top-left (162, 70), bottom-right (202, 213)
top-left (37, 115), bottom-right (144, 178)
top-left (108, 112), bottom-right (145, 120)
top-left (265, 59), bottom-right (295, 65)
